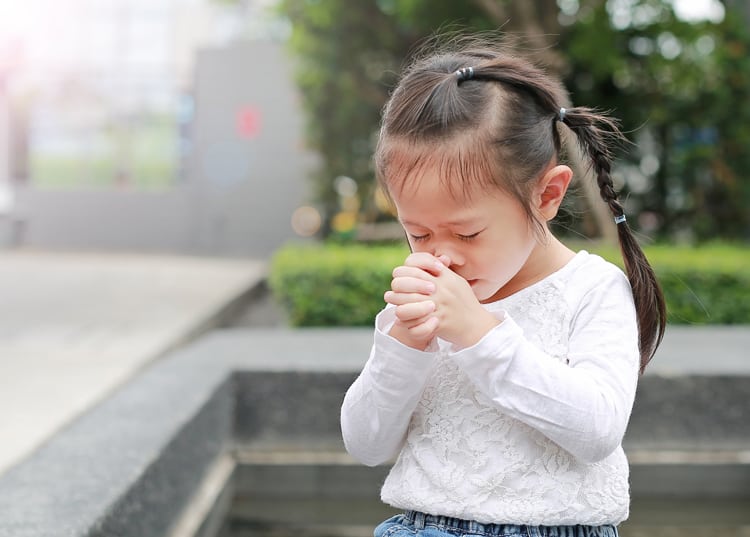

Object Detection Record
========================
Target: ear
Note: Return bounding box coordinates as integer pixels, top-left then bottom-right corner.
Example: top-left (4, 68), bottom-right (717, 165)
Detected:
top-left (535, 165), bottom-right (573, 222)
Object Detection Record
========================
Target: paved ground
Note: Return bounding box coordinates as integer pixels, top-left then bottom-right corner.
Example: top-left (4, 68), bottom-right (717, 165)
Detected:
top-left (0, 250), bottom-right (265, 477)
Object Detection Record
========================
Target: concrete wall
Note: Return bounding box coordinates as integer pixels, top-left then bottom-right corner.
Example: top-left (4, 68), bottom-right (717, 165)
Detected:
top-left (1, 327), bottom-right (748, 536)
top-left (11, 40), bottom-right (315, 256)
top-left (185, 40), bottom-right (316, 256)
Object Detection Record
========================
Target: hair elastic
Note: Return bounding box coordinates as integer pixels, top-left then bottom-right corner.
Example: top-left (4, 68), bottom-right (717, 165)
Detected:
top-left (455, 67), bottom-right (474, 82)
top-left (614, 214), bottom-right (627, 225)
top-left (558, 107), bottom-right (567, 122)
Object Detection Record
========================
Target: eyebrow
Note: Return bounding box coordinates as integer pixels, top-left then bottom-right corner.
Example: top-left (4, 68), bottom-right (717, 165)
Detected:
top-left (400, 217), bottom-right (482, 227)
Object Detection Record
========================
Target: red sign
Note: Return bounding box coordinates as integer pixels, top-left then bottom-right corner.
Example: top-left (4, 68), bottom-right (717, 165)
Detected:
top-left (237, 106), bottom-right (261, 139)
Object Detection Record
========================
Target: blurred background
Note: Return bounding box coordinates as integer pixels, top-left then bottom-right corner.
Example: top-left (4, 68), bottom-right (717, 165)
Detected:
top-left (277, 0), bottom-right (750, 245)
top-left (0, 1), bottom-right (749, 536)
top-left (0, 0), bottom-right (313, 256)
top-left (0, 0), bottom-right (748, 253)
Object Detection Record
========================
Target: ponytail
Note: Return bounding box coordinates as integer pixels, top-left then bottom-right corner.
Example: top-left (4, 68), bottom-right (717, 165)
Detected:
top-left (376, 43), bottom-right (666, 372)
top-left (561, 107), bottom-right (666, 373)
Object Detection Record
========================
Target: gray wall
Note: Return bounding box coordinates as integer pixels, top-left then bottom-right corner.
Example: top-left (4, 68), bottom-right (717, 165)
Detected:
top-left (12, 40), bottom-right (316, 257)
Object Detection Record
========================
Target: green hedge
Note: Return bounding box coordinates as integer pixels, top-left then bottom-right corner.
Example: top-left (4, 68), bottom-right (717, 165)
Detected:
top-left (268, 243), bottom-right (408, 326)
top-left (269, 242), bottom-right (750, 326)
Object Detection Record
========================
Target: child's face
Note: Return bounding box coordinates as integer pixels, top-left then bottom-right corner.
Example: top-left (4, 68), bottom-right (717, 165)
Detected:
top-left (390, 169), bottom-right (539, 303)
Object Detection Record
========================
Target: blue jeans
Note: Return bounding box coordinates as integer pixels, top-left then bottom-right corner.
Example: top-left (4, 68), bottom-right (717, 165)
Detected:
top-left (374, 511), bottom-right (619, 537)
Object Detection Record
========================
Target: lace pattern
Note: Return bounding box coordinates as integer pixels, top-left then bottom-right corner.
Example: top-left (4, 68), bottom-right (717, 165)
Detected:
top-left (380, 276), bottom-right (631, 526)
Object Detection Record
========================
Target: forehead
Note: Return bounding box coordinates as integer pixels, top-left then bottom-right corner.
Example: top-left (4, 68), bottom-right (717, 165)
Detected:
top-left (382, 138), bottom-right (499, 203)
top-left (390, 160), bottom-right (521, 229)
top-left (392, 166), bottom-right (476, 211)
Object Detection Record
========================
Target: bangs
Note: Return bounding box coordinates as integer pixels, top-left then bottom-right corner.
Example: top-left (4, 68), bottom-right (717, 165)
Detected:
top-left (379, 136), bottom-right (500, 203)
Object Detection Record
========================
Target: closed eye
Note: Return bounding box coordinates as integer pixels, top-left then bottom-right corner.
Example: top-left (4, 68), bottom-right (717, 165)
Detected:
top-left (409, 234), bottom-right (429, 242)
top-left (457, 231), bottom-right (482, 242)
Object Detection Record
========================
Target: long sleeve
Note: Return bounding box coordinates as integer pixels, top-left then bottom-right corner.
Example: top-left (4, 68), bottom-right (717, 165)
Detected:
top-left (370, 252), bottom-right (638, 525)
top-left (341, 306), bottom-right (438, 466)
top-left (450, 265), bottom-right (640, 463)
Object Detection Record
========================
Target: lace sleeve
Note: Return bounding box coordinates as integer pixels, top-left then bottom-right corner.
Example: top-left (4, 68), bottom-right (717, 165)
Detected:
top-left (341, 306), bottom-right (438, 466)
top-left (450, 269), bottom-right (640, 463)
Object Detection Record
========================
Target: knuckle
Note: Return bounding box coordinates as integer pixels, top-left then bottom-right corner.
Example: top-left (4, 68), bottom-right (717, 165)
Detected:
top-left (409, 325), bottom-right (426, 338)
top-left (405, 252), bottom-right (426, 264)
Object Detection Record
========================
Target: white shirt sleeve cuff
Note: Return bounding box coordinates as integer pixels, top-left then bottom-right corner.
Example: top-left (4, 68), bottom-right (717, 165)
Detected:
top-left (374, 306), bottom-right (440, 358)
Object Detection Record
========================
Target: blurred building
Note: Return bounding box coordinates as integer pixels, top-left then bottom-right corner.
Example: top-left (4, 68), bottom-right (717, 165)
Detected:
top-left (0, 0), bottom-right (314, 256)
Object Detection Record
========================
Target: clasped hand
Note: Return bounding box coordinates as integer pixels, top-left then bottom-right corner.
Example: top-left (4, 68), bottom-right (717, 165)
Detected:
top-left (384, 253), bottom-right (500, 350)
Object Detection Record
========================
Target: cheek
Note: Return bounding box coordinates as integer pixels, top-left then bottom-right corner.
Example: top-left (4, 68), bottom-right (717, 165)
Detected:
top-left (491, 249), bottom-right (524, 276)
top-left (483, 237), bottom-right (534, 278)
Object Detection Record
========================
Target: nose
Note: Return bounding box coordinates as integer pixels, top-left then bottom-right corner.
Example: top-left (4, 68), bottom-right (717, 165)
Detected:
top-left (432, 245), bottom-right (465, 269)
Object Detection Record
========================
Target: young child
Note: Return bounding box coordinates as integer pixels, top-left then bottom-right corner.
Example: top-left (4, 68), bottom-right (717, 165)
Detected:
top-left (340, 37), bottom-right (666, 537)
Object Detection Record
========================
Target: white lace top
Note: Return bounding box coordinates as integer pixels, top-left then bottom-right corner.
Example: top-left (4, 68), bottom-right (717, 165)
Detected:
top-left (340, 251), bottom-right (640, 526)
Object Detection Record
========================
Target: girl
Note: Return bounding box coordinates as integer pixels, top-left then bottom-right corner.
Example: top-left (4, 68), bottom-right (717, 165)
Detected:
top-left (340, 37), bottom-right (666, 537)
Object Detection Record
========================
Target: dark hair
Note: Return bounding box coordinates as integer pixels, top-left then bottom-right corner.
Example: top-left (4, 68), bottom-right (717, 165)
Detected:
top-left (375, 38), bottom-right (665, 372)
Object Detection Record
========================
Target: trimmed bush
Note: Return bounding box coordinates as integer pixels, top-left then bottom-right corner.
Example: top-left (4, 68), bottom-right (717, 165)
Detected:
top-left (584, 243), bottom-right (750, 324)
top-left (268, 243), bottom-right (409, 326)
top-left (269, 241), bottom-right (750, 326)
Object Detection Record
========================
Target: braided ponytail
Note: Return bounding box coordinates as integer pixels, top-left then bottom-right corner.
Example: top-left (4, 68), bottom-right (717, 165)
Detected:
top-left (376, 39), bottom-right (665, 371)
top-left (560, 108), bottom-right (666, 372)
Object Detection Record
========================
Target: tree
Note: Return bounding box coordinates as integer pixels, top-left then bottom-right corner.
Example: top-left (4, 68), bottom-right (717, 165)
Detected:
top-left (276, 0), bottom-right (750, 242)
top-left (278, 0), bottom-right (495, 234)
top-left (279, 0), bottom-right (620, 239)
top-left (562, 0), bottom-right (750, 240)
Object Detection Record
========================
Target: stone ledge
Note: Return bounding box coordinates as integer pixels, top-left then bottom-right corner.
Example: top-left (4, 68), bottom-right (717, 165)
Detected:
top-left (0, 327), bottom-right (747, 536)
top-left (0, 342), bottom-right (233, 537)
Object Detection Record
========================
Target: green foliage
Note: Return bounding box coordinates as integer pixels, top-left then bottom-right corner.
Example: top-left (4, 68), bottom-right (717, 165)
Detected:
top-left (277, 0), bottom-right (750, 242)
top-left (562, 1), bottom-right (750, 240)
top-left (31, 113), bottom-right (177, 189)
top-left (269, 242), bottom-right (409, 326)
top-left (276, 0), bottom-right (493, 227)
top-left (269, 242), bottom-right (750, 326)
top-left (586, 243), bottom-right (750, 324)
top-left (659, 270), bottom-right (750, 324)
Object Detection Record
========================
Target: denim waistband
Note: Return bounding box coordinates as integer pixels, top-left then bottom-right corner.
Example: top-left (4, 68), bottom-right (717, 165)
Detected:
top-left (402, 511), bottom-right (617, 537)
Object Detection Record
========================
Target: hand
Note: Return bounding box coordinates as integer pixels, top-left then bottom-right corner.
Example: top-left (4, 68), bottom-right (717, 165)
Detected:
top-left (383, 253), bottom-right (444, 350)
top-left (387, 253), bottom-right (500, 349)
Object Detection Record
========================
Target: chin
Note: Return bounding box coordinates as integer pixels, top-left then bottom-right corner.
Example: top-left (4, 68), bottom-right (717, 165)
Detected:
top-left (475, 284), bottom-right (502, 304)
top-left (472, 285), bottom-right (503, 304)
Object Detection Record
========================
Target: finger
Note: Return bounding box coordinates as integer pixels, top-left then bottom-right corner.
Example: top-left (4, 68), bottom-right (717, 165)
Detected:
top-left (394, 301), bottom-right (435, 322)
top-left (384, 290), bottom-right (432, 306)
top-left (392, 265), bottom-right (435, 280)
top-left (394, 310), bottom-right (433, 328)
top-left (408, 316), bottom-right (439, 339)
top-left (391, 276), bottom-right (436, 295)
top-left (395, 316), bottom-right (429, 329)
top-left (404, 253), bottom-right (445, 275)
